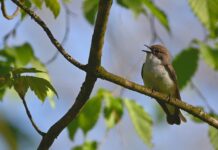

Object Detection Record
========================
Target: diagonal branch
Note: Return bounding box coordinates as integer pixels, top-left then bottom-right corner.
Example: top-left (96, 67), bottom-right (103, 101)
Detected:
top-left (96, 67), bottom-right (218, 129)
top-left (26, 0), bottom-right (112, 149)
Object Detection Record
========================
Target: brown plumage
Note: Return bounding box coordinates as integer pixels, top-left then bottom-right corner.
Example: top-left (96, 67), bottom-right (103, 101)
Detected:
top-left (142, 44), bottom-right (186, 125)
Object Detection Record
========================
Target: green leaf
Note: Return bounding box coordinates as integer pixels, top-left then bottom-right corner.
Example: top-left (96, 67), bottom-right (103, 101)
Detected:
top-left (142, 0), bottom-right (170, 31)
top-left (13, 76), bottom-right (29, 99)
top-left (78, 95), bottom-right (102, 135)
top-left (1, 43), bottom-right (34, 67)
top-left (188, 0), bottom-right (218, 38)
top-left (172, 47), bottom-right (199, 89)
top-left (45, 0), bottom-right (61, 18)
top-left (124, 99), bottom-right (153, 147)
top-left (198, 42), bottom-right (218, 70)
top-left (12, 68), bottom-right (44, 75)
top-left (82, 0), bottom-right (98, 25)
top-left (68, 119), bottom-right (79, 140)
top-left (104, 96), bottom-right (123, 130)
top-left (31, 0), bottom-right (43, 9)
top-left (13, 76), bottom-right (57, 101)
top-left (0, 89), bottom-right (6, 101)
top-left (117, 0), bottom-right (146, 16)
top-left (67, 94), bottom-right (102, 140)
top-left (73, 141), bottom-right (98, 150)
top-left (208, 126), bottom-right (218, 150)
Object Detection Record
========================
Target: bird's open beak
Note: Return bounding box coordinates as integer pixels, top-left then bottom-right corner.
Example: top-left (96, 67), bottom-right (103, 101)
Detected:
top-left (142, 44), bottom-right (151, 53)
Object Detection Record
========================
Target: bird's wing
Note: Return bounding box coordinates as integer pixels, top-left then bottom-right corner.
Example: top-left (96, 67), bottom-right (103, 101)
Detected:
top-left (164, 64), bottom-right (181, 99)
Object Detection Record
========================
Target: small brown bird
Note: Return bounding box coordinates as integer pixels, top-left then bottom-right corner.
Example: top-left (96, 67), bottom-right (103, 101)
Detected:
top-left (141, 44), bottom-right (186, 125)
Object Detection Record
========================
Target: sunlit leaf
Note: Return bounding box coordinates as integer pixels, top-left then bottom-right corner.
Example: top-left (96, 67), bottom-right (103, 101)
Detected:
top-left (31, 0), bottom-right (43, 9)
top-left (13, 76), bottom-right (57, 102)
top-left (198, 42), bottom-right (218, 70)
top-left (124, 99), bottom-right (153, 147)
top-left (209, 126), bottom-right (218, 150)
top-left (82, 0), bottom-right (98, 24)
top-left (1, 43), bottom-right (34, 67)
top-left (67, 94), bottom-right (102, 140)
top-left (73, 141), bottom-right (98, 150)
top-left (117, 0), bottom-right (146, 16)
top-left (104, 96), bottom-right (123, 130)
top-left (172, 47), bottom-right (199, 89)
top-left (188, 0), bottom-right (218, 38)
top-left (12, 68), bottom-right (44, 75)
top-left (45, 0), bottom-right (61, 18)
top-left (78, 95), bottom-right (102, 135)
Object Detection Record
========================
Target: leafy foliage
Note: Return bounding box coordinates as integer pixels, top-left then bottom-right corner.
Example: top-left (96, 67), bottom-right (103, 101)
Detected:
top-left (82, 0), bottom-right (169, 31)
top-left (124, 99), bottom-right (153, 147)
top-left (68, 89), bottom-right (153, 149)
top-left (198, 41), bottom-right (218, 70)
top-left (14, 76), bottom-right (58, 101)
top-left (82, 0), bottom-right (98, 24)
top-left (172, 47), bottom-right (199, 89)
top-left (73, 141), bottom-right (98, 150)
top-left (104, 96), bottom-right (123, 130)
top-left (188, 0), bottom-right (218, 38)
top-left (0, 43), bottom-right (57, 102)
top-left (45, 0), bottom-right (61, 18)
top-left (68, 92), bottom-right (102, 140)
top-left (209, 126), bottom-right (218, 150)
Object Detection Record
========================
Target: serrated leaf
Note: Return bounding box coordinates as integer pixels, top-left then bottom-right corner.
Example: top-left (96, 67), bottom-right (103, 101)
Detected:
top-left (104, 96), bottom-right (123, 130)
top-left (172, 47), bottom-right (199, 89)
top-left (188, 0), bottom-right (218, 38)
top-left (73, 141), bottom-right (98, 150)
top-left (209, 126), bottom-right (218, 150)
top-left (45, 0), bottom-right (61, 18)
top-left (82, 0), bottom-right (98, 25)
top-left (124, 99), bottom-right (153, 147)
top-left (31, 0), bottom-right (43, 9)
top-left (198, 42), bottom-right (218, 70)
top-left (13, 76), bottom-right (57, 101)
top-left (78, 95), bottom-right (102, 135)
top-left (142, 0), bottom-right (170, 31)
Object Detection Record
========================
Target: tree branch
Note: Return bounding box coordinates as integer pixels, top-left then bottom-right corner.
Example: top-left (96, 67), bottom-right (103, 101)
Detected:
top-left (11, 0), bottom-right (218, 149)
top-left (1, 0), bottom-right (20, 20)
top-left (21, 97), bottom-right (45, 136)
top-left (36, 0), bottom-right (112, 149)
top-left (96, 67), bottom-right (218, 129)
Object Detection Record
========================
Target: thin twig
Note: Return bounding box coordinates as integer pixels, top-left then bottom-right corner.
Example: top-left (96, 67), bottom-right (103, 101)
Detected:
top-left (45, 3), bottom-right (72, 65)
top-left (3, 19), bottom-right (22, 46)
top-left (1, 0), bottom-right (20, 20)
top-left (11, 0), bottom-right (85, 71)
top-left (21, 97), bottom-right (45, 136)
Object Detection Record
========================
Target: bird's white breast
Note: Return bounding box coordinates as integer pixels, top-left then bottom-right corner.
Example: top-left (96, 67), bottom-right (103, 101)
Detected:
top-left (142, 54), bottom-right (175, 95)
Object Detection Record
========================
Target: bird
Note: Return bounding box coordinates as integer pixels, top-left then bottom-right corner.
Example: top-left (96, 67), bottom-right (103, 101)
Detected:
top-left (141, 44), bottom-right (186, 125)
